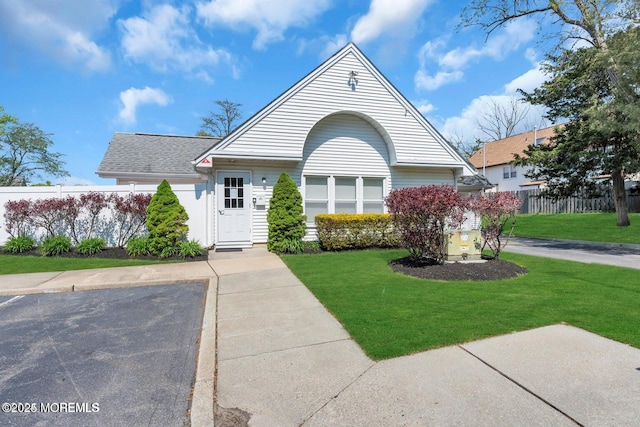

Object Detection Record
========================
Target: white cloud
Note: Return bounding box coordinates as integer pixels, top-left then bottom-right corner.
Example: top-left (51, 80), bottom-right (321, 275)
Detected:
top-left (0, 0), bottom-right (115, 71)
top-left (119, 4), bottom-right (232, 78)
top-left (415, 69), bottom-right (463, 91)
top-left (504, 65), bottom-right (546, 95)
top-left (351, 0), bottom-right (434, 44)
top-left (196, 0), bottom-right (332, 50)
top-left (118, 87), bottom-right (172, 125)
top-left (413, 99), bottom-right (436, 115)
top-left (415, 18), bottom-right (538, 91)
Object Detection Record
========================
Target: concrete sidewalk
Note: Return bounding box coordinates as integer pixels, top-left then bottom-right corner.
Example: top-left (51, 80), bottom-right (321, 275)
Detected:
top-left (2, 243), bottom-right (640, 426)
top-left (211, 245), bottom-right (640, 426)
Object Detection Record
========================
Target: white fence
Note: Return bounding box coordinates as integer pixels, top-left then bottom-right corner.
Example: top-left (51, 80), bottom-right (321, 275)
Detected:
top-left (0, 183), bottom-right (211, 247)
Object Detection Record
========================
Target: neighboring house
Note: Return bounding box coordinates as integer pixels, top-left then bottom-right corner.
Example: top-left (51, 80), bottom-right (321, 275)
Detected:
top-left (468, 125), bottom-right (558, 192)
top-left (97, 43), bottom-right (478, 249)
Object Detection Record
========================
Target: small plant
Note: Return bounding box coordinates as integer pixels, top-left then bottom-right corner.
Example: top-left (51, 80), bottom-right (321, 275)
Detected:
top-left (76, 238), bottom-right (106, 256)
top-left (4, 236), bottom-right (35, 253)
top-left (276, 237), bottom-right (305, 254)
top-left (303, 240), bottom-right (321, 253)
top-left (179, 240), bottom-right (204, 258)
top-left (41, 235), bottom-right (72, 256)
top-left (159, 246), bottom-right (178, 259)
top-left (126, 236), bottom-right (151, 257)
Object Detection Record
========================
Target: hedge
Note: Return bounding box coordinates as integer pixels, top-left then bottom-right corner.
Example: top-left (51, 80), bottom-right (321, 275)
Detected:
top-left (315, 214), bottom-right (401, 251)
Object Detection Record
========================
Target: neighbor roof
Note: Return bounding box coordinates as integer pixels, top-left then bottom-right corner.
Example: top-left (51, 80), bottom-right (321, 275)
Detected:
top-left (469, 125), bottom-right (559, 169)
top-left (96, 133), bottom-right (220, 180)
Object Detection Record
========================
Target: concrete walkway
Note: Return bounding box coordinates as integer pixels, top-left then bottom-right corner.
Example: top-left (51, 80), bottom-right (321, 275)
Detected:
top-left (2, 240), bottom-right (640, 426)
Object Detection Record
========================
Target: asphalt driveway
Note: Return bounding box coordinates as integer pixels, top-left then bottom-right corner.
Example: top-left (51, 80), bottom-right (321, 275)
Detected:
top-left (0, 283), bottom-right (206, 427)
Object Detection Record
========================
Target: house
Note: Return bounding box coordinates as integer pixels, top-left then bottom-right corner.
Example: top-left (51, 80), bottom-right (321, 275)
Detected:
top-left (468, 125), bottom-right (558, 192)
top-left (97, 43), bottom-right (478, 249)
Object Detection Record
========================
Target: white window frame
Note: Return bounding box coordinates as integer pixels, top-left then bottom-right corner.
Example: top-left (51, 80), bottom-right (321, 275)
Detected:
top-left (303, 174), bottom-right (387, 222)
top-left (502, 165), bottom-right (517, 179)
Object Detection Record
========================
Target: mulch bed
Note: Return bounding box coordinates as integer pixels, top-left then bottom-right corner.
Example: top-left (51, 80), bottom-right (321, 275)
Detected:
top-left (0, 247), bottom-right (209, 262)
top-left (389, 256), bottom-right (528, 281)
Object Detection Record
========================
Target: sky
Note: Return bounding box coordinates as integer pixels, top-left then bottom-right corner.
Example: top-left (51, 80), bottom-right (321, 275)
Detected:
top-left (0, 0), bottom-right (553, 185)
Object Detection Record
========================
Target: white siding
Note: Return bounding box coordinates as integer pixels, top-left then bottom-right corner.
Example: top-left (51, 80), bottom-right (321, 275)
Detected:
top-left (210, 48), bottom-right (466, 169)
top-left (390, 168), bottom-right (455, 189)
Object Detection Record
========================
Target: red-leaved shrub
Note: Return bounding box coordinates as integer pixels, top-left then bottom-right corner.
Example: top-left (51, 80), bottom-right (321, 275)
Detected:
top-left (470, 192), bottom-right (522, 259)
top-left (386, 185), bottom-right (468, 264)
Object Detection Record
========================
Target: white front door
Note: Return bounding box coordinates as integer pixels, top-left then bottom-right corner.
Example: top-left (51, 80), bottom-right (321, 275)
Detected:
top-left (217, 172), bottom-right (251, 246)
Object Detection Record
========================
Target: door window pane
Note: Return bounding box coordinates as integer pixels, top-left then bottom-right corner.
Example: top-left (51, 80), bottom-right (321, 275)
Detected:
top-left (224, 175), bottom-right (244, 210)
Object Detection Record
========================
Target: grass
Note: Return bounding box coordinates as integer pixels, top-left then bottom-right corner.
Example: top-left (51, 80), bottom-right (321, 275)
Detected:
top-left (0, 254), bottom-right (172, 275)
top-left (514, 213), bottom-right (640, 244)
top-left (282, 249), bottom-right (640, 360)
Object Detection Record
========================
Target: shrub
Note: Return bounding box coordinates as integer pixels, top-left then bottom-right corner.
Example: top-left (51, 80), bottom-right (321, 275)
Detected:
top-left (80, 192), bottom-right (108, 239)
top-left (159, 246), bottom-right (178, 259)
top-left (111, 192), bottom-right (153, 247)
top-left (41, 235), bottom-right (72, 256)
top-left (277, 237), bottom-right (305, 254)
top-left (4, 199), bottom-right (33, 238)
top-left (386, 185), bottom-right (468, 264)
top-left (267, 172), bottom-right (306, 253)
top-left (126, 236), bottom-right (151, 256)
top-left (146, 180), bottom-right (189, 255)
top-left (179, 240), bottom-right (204, 258)
top-left (4, 236), bottom-right (35, 253)
top-left (76, 238), bottom-right (106, 256)
top-left (470, 192), bottom-right (522, 259)
top-left (315, 214), bottom-right (401, 251)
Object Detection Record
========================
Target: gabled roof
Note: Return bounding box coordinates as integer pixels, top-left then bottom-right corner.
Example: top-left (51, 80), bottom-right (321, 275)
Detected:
top-left (96, 133), bottom-right (220, 180)
top-left (469, 125), bottom-right (559, 169)
top-left (195, 42), bottom-right (475, 176)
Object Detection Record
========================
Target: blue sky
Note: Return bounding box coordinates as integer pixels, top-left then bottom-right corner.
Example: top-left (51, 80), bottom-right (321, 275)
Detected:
top-left (0, 0), bottom-right (549, 185)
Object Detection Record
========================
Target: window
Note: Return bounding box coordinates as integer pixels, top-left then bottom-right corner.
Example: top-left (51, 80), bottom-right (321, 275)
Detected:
top-left (502, 165), bottom-right (517, 179)
top-left (304, 175), bottom-right (387, 221)
top-left (363, 178), bottom-right (384, 213)
top-left (335, 177), bottom-right (357, 213)
top-left (224, 177), bottom-right (244, 209)
top-left (305, 176), bottom-right (328, 222)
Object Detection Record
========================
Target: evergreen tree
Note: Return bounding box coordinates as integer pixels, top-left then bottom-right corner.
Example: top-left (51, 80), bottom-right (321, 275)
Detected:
top-left (267, 172), bottom-right (306, 253)
top-left (146, 180), bottom-right (189, 255)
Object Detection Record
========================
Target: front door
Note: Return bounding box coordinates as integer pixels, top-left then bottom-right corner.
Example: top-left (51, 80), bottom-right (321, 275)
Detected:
top-left (217, 172), bottom-right (251, 245)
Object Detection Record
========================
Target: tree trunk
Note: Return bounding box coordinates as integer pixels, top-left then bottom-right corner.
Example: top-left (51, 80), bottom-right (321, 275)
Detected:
top-left (612, 168), bottom-right (630, 226)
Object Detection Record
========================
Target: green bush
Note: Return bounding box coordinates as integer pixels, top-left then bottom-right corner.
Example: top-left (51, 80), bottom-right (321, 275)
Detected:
top-left (4, 236), bottom-right (35, 253)
top-left (41, 235), bottom-right (72, 256)
top-left (179, 240), bottom-right (204, 258)
top-left (146, 180), bottom-right (189, 255)
top-left (267, 172), bottom-right (306, 253)
top-left (126, 236), bottom-right (151, 256)
top-left (315, 214), bottom-right (402, 251)
top-left (76, 238), bottom-right (106, 256)
top-left (159, 246), bottom-right (178, 258)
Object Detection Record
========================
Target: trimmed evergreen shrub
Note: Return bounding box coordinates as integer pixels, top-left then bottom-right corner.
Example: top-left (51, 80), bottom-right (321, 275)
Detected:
top-left (4, 236), bottom-right (35, 253)
top-left (267, 172), bottom-right (306, 253)
top-left (41, 235), bottom-right (72, 256)
top-left (146, 180), bottom-right (189, 255)
top-left (76, 238), bottom-right (106, 256)
top-left (315, 214), bottom-right (401, 250)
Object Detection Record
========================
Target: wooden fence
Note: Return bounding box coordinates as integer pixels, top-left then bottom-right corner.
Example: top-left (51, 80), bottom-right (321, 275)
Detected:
top-left (511, 187), bottom-right (640, 214)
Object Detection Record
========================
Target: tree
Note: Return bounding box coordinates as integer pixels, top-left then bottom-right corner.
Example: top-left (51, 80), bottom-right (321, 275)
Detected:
top-left (385, 185), bottom-right (468, 264)
top-left (146, 180), bottom-right (189, 255)
top-left (476, 96), bottom-right (532, 141)
top-left (0, 108), bottom-right (68, 186)
top-left (198, 99), bottom-right (243, 137)
top-left (461, 0), bottom-right (640, 226)
top-left (267, 172), bottom-right (306, 253)
top-left (516, 28), bottom-right (640, 226)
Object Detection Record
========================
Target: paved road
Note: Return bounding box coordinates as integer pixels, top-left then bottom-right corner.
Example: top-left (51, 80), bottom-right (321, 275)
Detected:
top-left (0, 283), bottom-right (206, 427)
top-left (505, 237), bottom-right (640, 269)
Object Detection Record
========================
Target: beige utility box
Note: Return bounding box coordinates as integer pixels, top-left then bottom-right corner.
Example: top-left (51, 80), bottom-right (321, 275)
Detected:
top-left (445, 229), bottom-right (482, 261)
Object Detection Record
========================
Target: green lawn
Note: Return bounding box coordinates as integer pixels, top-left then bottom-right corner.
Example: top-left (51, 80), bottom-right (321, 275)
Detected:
top-left (514, 213), bottom-right (640, 244)
top-left (0, 254), bottom-right (172, 275)
top-left (282, 249), bottom-right (640, 360)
